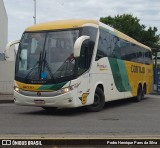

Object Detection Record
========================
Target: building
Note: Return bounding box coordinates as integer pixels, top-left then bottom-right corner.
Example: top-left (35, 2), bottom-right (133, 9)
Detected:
top-left (0, 0), bottom-right (8, 53)
top-left (0, 0), bottom-right (14, 95)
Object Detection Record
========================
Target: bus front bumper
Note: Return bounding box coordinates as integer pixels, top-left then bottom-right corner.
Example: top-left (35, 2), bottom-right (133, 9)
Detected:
top-left (14, 89), bottom-right (78, 108)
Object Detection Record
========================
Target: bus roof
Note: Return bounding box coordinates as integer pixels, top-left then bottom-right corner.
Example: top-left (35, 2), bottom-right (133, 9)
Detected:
top-left (25, 19), bottom-right (151, 51)
top-left (26, 19), bottom-right (98, 31)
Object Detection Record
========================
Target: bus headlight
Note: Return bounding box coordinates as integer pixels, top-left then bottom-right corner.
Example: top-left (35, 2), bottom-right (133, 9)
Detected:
top-left (14, 86), bottom-right (20, 92)
top-left (61, 83), bottom-right (80, 94)
top-left (63, 87), bottom-right (71, 93)
top-left (61, 86), bottom-right (73, 94)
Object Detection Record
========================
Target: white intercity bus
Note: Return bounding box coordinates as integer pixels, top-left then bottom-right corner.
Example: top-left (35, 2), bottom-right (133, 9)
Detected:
top-left (11, 19), bottom-right (153, 111)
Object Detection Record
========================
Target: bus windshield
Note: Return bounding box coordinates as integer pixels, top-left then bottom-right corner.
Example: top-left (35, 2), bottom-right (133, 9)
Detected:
top-left (15, 30), bottom-right (79, 83)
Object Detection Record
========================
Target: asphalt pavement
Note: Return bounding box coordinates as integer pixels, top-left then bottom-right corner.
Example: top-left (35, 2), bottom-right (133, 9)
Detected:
top-left (0, 94), bottom-right (160, 139)
top-left (0, 94), bottom-right (160, 137)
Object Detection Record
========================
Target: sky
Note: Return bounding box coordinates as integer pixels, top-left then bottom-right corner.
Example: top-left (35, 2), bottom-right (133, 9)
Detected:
top-left (3, 0), bottom-right (160, 42)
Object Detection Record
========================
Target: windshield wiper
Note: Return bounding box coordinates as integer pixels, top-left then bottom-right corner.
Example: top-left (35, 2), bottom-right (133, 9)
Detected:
top-left (42, 51), bottom-right (54, 79)
top-left (25, 51), bottom-right (42, 79)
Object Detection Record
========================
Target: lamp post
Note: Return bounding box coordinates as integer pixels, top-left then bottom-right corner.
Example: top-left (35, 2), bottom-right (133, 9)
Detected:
top-left (33, 0), bottom-right (36, 24)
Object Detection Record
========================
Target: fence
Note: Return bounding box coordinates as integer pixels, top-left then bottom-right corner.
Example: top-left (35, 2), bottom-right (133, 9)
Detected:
top-left (0, 81), bottom-right (13, 95)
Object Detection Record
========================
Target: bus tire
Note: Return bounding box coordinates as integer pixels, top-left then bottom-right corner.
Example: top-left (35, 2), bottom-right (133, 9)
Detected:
top-left (142, 84), bottom-right (147, 99)
top-left (135, 85), bottom-right (143, 102)
top-left (42, 107), bottom-right (57, 111)
top-left (86, 87), bottom-right (105, 112)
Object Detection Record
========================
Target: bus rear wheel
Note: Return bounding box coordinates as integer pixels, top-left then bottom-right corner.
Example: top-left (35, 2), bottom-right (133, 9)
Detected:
top-left (86, 87), bottom-right (105, 112)
top-left (135, 85), bottom-right (143, 102)
top-left (142, 84), bottom-right (147, 99)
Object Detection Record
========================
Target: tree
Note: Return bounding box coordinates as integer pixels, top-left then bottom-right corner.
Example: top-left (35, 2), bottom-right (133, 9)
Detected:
top-left (100, 14), bottom-right (160, 48)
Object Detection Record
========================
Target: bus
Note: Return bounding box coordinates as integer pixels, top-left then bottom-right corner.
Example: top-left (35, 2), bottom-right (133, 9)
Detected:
top-left (13, 19), bottom-right (153, 112)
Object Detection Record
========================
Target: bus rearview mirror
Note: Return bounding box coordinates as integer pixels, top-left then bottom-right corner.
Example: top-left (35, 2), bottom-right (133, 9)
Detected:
top-left (5, 40), bottom-right (20, 60)
top-left (73, 36), bottom-right (90, 58)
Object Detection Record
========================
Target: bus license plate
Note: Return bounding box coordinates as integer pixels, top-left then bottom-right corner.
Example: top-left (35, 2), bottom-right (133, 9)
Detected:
top-left (34, 100), bottom-right (45, 105)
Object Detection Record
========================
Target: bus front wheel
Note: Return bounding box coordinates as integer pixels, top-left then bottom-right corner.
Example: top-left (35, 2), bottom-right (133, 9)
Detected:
top-left (86, 87), bottom-right (105, 112)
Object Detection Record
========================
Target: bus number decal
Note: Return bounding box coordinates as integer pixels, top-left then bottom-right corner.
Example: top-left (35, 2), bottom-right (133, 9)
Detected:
top-left (79, 93), bottom-right (89, 105)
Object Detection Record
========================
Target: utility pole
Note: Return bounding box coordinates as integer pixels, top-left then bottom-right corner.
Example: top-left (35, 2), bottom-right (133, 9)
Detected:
top-left (33, 0), bottom-right (36, 24)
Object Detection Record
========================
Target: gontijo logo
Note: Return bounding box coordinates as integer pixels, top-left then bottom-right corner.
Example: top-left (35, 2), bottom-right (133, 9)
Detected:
top-left (23, 86), bottom-right (34, 89)
top-left (131, 65), bottom-right (145, 73)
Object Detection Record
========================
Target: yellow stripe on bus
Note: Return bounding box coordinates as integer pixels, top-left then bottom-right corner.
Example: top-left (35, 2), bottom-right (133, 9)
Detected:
top-left (16, 81), bottom-right (41, 91)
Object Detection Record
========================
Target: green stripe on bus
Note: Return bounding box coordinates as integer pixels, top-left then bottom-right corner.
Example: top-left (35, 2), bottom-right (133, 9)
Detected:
top-left (117, 59), bottom-right (131, 91)
top-left (38, 81), bottom-right (68, 91)
top-left (108, 58), bottom-right (131, 92)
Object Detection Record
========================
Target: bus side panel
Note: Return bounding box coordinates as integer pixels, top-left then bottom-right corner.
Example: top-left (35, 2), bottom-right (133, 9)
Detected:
top-left (108, 58), bottom-right (132, 92)
top-left (89, 58), bottom-right (126, 102)
top-left (108, 58), bottom-right (133, 99)
top-left (125, 61), bottom-right (153, 96)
